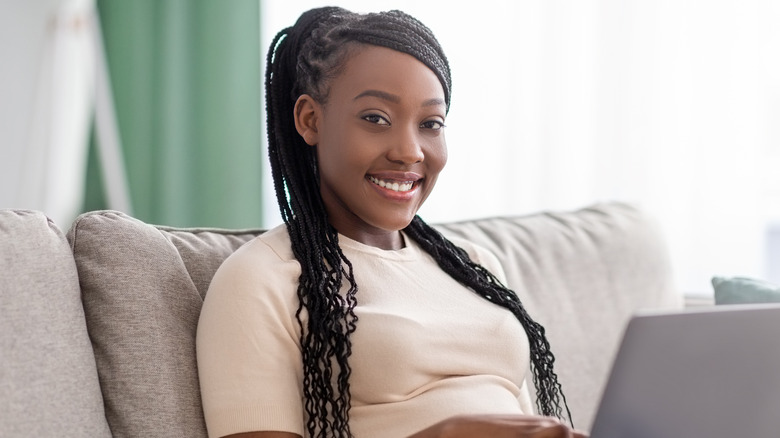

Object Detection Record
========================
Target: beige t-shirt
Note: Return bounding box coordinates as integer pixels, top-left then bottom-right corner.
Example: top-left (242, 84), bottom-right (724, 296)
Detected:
top-left (196, 225), bottom-right (534, 438)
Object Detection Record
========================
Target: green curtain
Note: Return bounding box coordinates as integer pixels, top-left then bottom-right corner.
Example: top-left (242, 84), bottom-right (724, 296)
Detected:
top-left (85, 0), bottom-right (263, 228)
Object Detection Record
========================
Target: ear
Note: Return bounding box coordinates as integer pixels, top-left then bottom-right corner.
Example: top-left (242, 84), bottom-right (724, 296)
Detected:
top-left (294, 94), bottom-right (321, 146)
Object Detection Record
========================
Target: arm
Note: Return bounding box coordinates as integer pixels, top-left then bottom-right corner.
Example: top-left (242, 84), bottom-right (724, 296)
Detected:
top-left (408, 415), bottom-right (588, 438)
top-left (197, 235), bottom-right (306, 438)
top-left (218, 415), bottom-right (586, 438)
top-left (224, 433), bottom-right (301, 438)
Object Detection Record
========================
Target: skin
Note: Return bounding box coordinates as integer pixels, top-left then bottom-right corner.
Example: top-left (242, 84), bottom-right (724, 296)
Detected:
top-left (294, 45), bottom-right (447, 250)
top-left (223, 415), bottom-right (587, 438)
top-left (222, 45), bottom-right (587, 438)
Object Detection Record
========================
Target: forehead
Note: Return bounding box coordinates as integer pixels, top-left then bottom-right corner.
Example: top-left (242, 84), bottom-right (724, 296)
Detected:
top-left (327, 45), bottom-right (446, 104)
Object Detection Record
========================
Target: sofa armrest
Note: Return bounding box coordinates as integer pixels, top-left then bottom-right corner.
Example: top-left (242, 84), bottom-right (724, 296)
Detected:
top-left (0, 210), bottom-right (110, 437)
top-left (684, 294), bottom-right (715, 307)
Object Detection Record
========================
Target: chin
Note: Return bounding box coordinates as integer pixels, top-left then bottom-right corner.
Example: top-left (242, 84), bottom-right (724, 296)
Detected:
top-left (374, 215), bottom-right (416, 233)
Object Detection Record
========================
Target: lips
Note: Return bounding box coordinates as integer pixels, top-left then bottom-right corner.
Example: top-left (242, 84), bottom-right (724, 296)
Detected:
top-left (367, 176), bottom-right (415, 192)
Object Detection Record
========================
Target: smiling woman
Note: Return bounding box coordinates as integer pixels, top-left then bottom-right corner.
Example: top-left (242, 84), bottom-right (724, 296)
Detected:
top-left (196, 7), bottom-right (583, 438)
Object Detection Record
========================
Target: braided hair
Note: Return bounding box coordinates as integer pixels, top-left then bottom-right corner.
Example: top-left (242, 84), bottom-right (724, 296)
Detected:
top-left (264, 7), bottom-right (571, 437)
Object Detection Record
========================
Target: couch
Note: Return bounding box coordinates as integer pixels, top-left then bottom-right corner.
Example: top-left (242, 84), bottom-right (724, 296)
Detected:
top-left (0, 202), bottom-right (682, 437)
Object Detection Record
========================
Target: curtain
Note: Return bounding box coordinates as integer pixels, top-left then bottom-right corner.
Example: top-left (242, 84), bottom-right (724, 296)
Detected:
top-left (88, 0), bottom-right (263, 228)
top-left (263, 0), bottom-right (780, 294)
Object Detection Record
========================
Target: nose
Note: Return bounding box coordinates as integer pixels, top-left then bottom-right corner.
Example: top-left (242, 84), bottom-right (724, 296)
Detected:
top-left (387, 125), bottom-right (424, 165)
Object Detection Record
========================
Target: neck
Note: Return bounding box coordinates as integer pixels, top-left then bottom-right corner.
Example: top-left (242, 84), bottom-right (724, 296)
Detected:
top-left (340, 229), bottom-right (405, 250)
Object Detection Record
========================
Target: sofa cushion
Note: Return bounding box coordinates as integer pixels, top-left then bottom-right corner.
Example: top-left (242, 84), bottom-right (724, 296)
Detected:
top-left (712, 276), bottom-right (780, 305)
top-left (0, 210), bottom-right (111, 437)
top-left (436, 203), bottom-right (681, 429)
top-left (67, 211), bottom-right (261, 438)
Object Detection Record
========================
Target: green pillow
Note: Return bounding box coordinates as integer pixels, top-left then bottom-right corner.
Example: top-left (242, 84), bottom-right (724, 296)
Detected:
top-left (712, 276), bottom-right (780, 305)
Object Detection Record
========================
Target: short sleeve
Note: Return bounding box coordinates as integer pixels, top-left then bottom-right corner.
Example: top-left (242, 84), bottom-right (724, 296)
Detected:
top-left (196, 234), bottom-right (305, 437)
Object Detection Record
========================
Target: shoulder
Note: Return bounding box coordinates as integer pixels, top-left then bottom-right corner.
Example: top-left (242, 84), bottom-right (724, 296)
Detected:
top-left (215, 224), bottom-right (297, 277)
top-left (205, 224), bottom-right (301, 308)
top-left (446, 234), bottom-right (499, 266)
top-left (445, 234), bottom-right (507, 284)
top-left (235, 223), bottom-right (296, 264)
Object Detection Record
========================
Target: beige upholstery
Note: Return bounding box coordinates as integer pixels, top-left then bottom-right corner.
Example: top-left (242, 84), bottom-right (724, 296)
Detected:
top-left (67, 211), bottom-right (257, 438)
top-left (0, 202), bottom-right (680, 436)
top-left (0, 210), bottom-right (111, 437)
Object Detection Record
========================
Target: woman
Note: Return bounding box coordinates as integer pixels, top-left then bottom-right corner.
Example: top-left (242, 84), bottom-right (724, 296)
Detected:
top-left (197, 7), bottom-right (585, 438)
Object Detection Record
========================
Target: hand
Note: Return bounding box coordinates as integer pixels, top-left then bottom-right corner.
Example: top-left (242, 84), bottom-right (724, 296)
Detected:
top-left (408, 414), bottom-right (588, 438)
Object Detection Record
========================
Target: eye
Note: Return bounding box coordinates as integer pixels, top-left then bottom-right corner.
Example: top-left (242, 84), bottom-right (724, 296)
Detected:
top-left (421, 119), bottom-right (446, 130)
top-left (362, 114), bottom-right (390, 126)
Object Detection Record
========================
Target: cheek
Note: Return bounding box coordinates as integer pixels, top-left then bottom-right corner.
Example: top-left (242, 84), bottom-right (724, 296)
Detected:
top-left (428, 140), bottom-right (448, 173)
top-left (318, 131), bottom-right (355, 170)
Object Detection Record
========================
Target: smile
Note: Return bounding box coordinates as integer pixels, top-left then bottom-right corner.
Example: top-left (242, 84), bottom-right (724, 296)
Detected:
top-left (368, 176), bottom-right (415, 193)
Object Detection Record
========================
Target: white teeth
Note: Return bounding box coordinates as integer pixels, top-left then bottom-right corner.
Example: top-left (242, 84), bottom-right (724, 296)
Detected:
top-left (368, 176), bottom-right (415, 192)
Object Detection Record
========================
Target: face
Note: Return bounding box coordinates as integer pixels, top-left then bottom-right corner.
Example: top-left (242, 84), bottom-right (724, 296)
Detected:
top-left (294, 45), bottom-right (448, 250)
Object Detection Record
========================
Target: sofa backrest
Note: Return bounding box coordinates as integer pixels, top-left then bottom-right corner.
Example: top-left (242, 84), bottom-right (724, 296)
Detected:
top-left (0, 210), bottom-right (111, 437)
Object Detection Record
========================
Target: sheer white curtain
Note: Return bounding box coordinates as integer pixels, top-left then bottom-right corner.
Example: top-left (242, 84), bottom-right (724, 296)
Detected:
top-left (261, 0), bottom-right (780, 295)
top-left (0, 0), bottom-right (95, 227)
top-left (0, 0), bottom-right (129, 227)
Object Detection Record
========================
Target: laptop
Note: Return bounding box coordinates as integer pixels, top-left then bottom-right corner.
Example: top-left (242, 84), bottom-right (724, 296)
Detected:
top-left (589, 303), bottom-right (780, 438)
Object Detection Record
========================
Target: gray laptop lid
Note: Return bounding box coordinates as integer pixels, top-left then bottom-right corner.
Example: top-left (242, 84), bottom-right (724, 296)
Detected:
top-left (590, 304), bottom-right (780, 438)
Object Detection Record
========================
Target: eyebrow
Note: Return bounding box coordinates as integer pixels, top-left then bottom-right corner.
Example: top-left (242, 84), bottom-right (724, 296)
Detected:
top-left (353, 89), bottom-right (445, 107)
